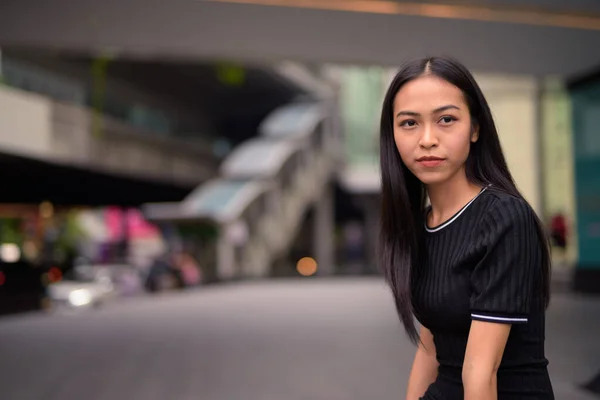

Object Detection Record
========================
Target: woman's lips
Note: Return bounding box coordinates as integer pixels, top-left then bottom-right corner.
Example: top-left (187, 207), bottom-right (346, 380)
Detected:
top-left (417, 157), bottom-right (445, 168)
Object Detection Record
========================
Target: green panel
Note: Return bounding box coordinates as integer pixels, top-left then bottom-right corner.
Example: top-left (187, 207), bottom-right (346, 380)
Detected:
top-left (571, 83), bottom-right (600, 268)
top-left (339, 66), bottom-right (386, 167)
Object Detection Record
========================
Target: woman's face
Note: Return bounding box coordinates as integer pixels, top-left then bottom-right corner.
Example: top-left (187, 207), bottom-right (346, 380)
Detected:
top-left (393, 74), bottom-right (478, 186)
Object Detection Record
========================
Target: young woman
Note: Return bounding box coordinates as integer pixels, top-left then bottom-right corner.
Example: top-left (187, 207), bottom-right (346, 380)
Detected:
top-left (378, 57), bottom-right (554, 399)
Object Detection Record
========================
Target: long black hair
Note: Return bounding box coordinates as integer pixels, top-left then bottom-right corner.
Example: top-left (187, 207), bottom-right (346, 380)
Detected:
top-left (378, 56), bottom-right (551, 343)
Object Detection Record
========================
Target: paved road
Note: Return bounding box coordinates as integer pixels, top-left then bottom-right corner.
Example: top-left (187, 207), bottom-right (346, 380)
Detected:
top-left (0, 278), bottom-right (598, 400)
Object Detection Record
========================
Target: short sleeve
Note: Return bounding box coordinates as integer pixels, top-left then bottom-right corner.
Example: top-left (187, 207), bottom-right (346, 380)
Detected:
top-left (469, 197), bottom-right (539, 324)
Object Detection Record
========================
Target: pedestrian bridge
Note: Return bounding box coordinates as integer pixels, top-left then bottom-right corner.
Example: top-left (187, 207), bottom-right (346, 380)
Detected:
top-left (143, 101), bottom-right (341, 280)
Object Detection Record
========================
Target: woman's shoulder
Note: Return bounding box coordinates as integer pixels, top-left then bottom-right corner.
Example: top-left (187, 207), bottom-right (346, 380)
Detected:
top-left (476, 187), bottom-right (534, 220)
top-left (472, 187), bottom-right (538, 241)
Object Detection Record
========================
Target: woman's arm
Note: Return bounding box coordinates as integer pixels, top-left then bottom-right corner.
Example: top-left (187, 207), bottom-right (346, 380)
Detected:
top-left (462, 320), bottom-right (511, 400)
top-left (406, 326), bottom-right (439, 400)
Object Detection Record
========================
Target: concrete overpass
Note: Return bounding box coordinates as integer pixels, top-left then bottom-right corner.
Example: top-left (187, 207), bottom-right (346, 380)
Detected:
top-left (0, 49), bottom-right (317, 205)
top-left (2, 0), bottom-right (600, 77)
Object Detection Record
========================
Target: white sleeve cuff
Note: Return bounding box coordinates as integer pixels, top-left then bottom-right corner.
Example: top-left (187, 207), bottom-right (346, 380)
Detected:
top-left (471, 313), bottom-right (528, 324)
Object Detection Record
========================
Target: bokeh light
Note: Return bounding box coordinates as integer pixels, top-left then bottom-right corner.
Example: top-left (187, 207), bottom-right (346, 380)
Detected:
top-left (296, 257), bottom-right (318, 276)
top-left (48, 267), bottom-right (62, 283)
top-left (39, 201), bottom-right (54, 219)
top-left (0, 243), bottom-right (21, 263)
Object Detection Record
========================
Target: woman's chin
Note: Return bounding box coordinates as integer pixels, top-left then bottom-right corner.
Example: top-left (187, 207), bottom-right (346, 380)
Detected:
top-left (413, 171), bottom-right (449, 186)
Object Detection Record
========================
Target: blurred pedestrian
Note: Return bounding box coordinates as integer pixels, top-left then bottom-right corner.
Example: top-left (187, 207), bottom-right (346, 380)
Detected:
top-left (174, 251), bottom-right (202, 287)
top-left (550, 213), bottom-right (567, 250)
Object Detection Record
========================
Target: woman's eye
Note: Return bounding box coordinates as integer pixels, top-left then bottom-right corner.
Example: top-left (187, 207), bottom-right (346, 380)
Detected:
top-left (439, 116), bottom-right (456, 124)
top-left (400, 120), bottom-right (417, 128)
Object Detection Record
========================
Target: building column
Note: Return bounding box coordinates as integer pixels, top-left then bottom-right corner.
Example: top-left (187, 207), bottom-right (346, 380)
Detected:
top-left (534, 78), bottom-right (546, 217)
top-left (216, 232), bottom-right (235, 281)
top-left (362, 195), bottom-right (380, 274)
top-left (313, 184), bottom-right (335, 276)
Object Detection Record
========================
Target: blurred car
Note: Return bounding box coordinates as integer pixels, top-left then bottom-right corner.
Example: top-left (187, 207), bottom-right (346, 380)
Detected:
top-left (47, 265), bottom-right (119, 311)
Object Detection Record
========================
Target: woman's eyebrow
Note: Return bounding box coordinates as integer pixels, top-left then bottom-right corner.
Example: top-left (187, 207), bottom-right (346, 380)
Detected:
top-left (396, 105), bottom-right (460, 118)
top-left (396, 110), bottom-right (420, 118)
top-left (433, 105), bottom-right (460, 113)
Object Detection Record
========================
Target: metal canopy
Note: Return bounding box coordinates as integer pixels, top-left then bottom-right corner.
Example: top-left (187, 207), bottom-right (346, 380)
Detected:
top-left (182, 179), bottom-right (266, 222)
top-left (259, 102), bottom-right (325, 139)
top-left (144, 179), bottom-right (267, 223)
top-left (2, 0), bottom-right (600, 76)
top-left (220, 138), bottom-right (302, 179)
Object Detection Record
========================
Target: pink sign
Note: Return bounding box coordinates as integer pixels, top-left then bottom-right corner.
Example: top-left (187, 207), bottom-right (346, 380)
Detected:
top-left (105, 207), bottom-right (160, 241)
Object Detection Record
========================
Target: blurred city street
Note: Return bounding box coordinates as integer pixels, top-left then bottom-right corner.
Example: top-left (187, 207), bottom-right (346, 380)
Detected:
top-left (0, 277), bottom-right (598, 400)
top-left (1, 2), bottom-right (600, 400)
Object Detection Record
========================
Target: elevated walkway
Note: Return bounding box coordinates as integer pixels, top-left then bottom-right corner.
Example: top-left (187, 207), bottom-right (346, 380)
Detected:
top-left (144, 101), bottom-right (342, 280)
top-left (0, 84), bottom-right (218, 187)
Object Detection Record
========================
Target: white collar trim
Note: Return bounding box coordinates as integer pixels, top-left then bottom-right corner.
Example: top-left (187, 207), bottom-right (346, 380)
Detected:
top-left (425, 185), bottom-right (489, 233)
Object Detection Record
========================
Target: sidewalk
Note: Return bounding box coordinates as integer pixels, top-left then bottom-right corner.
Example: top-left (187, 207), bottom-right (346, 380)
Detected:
top-left (546, 285), bottom-right (600, 399)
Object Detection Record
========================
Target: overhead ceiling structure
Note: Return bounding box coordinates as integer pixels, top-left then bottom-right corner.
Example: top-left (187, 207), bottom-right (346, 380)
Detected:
top-left (4, 49), bottom-right (314, 146)
top-left (0, 152), bottom-right (191, 206)
top-left (2, 0), bottom-right (600, 77)
top-left (0, 49), bottom-right (318, 205)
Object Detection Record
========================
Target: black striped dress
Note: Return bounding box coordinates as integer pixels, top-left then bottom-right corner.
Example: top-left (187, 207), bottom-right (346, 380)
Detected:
top-left (413, 186), bottom-right (554, 399)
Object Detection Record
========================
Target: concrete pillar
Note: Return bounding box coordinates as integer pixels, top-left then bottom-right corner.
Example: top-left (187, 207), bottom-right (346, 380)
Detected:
top-left (329, 99), bottom-right (342, 158)
top-left (216, 233), bottom-right (235, 281)
top-left (534, 78), bottom-right (546, 217)
top-left (362, 195), bottom-right (380, 274)
top-left (313, 184), bottom-right (335, 276)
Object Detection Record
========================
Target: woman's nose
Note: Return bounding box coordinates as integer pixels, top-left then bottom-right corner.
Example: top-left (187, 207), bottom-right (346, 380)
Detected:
top-left (418, 125), bottom-right (438, 148)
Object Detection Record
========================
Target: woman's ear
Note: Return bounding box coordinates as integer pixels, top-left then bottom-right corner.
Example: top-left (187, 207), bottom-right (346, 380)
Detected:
top-left (471, 124), bottom-right (479, 143)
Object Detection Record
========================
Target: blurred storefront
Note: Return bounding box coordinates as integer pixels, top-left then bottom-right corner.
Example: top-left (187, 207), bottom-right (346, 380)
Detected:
top-left (0, 200), bottom-right (171, 315)
top-left (567, 70), bottom-right (600, 293)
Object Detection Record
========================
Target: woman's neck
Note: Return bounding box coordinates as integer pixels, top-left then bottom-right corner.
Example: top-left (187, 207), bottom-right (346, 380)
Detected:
top-left (426, 171), bottom-right (483, 227)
